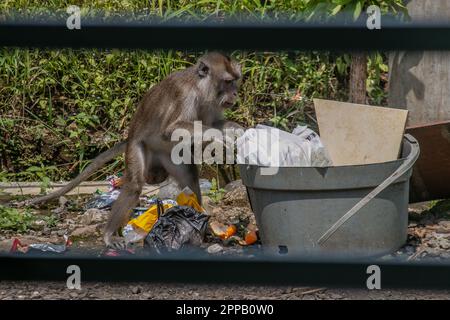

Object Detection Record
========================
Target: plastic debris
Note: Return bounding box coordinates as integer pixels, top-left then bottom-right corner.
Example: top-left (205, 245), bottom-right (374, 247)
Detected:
top-left (131, 207), bottom-right (150, 219)
top-left (176, 187), bottom-right (204, 213)
top-left (236, 124), bottom-right (332, 167)
top-left (121, 187), bottom-right (207, 248)
top-left (143, 198), bottom-right (177, 208)
top-left (144, 206), bottom-right (209, 253)
top-left (84, 173), bottom-right (124, 210)
top-left (10, 235), bottom-right (71, 254)
top-left (291, 125), bottom-right (333, 167)
top-left (107, 174), bottom-right (123, 191)
top-left (122, 225), bottom-right (149, 244)
top-left (199, 179), bottom-right (213, 194)
top-left (103, 248), bottom-right (135, 257)
top-left (84, 189), bottom-right (120, 210)
top-left (123, 199), bottom-right (176, 244)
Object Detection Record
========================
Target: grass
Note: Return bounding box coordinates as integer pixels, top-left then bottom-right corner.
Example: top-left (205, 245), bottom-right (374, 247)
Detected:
top-left (0, 205), bottom-right (35, 232)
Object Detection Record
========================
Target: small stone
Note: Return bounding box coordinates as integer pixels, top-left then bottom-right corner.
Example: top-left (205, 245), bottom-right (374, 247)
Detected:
top-left (131, 286), bottom-right (142, 294)
top-left (69, 291), bottom-right (79, 299)
top-left (71, 225), bottom-right (98, 237)
top-left (52, 197), bottom-right (69, 214)
top-left (402, 245), bottom-right (415, 255)
top-left (81, 208), bottom-right (109, 225)
top-left (282, 287), bottom-right (293, 294)
top-left (57, 229), bottom-right (67, 237)
top-left (207, 243), bottom-right (223, 254)
top-left (440, 252), bottom-right (450, 259)
top-left (329, 293), bottom-right (343, 299)
top-left (224, 180), bottom-right (243, 192)
top-left (59, 196), bottom-right (68, 206)
top-left (33, 219), bottom-right (46, 229)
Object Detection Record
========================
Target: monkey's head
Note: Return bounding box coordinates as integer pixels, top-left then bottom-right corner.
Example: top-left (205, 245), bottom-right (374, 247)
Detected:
top-left (196, 52), bottom-right (241, 109)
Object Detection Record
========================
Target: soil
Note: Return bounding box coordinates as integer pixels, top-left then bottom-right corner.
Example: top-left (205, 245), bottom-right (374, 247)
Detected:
top-left (1, 281), bottom-right (450, 300)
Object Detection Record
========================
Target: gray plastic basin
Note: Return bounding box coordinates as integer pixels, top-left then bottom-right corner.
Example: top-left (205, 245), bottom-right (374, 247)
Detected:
top-left (239, 135), bottom-right (419, 258)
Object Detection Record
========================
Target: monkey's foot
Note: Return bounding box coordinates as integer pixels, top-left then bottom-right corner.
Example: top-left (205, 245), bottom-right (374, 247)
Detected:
top-left (104, 235), bottom-right (127, 250)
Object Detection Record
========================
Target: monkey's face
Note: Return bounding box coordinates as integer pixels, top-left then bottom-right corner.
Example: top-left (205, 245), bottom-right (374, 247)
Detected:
top-left (197, 53), bottom-right (241, 109)
top-left (217, 74), bottom-right (240, 109)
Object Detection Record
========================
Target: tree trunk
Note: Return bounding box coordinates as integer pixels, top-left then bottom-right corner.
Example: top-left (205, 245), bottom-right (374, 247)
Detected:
top-left (349, 52), bottom-right (368, 104)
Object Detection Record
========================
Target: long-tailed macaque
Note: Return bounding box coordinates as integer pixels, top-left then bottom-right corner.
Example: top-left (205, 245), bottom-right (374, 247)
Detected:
top-left (19, 52), bottom-right (243, 248)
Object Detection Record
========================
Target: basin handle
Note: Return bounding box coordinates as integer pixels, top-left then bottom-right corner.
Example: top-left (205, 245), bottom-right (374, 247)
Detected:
top-left (317, 134), bottom-right (420, 245)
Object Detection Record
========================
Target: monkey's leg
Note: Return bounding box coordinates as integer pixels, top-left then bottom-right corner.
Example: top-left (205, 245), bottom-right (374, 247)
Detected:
top-left (159, 154), bottom-right (202, 205)
top-left (104, 144), bottom-right (145, 248)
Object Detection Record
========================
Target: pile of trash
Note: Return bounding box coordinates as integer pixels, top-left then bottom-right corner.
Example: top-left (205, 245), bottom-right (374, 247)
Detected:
top-left (123, 188), bottom-right (209, 253)
top-left (82, 174), bottom-right (259, 255)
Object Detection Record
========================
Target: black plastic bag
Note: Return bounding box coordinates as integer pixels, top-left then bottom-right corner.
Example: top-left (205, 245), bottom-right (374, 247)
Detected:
top-left (144, 206), bottom-right (209, 253)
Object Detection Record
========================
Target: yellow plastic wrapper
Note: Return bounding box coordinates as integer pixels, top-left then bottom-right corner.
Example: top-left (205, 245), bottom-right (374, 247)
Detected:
top-left (176, 187), bottom-right (204, 213)
top-left (128, 203), bottom-right (174, 233)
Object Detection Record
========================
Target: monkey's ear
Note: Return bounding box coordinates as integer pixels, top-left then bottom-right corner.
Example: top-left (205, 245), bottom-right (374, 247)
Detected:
top-left (232, 61), bottom-right (242, 79)
top-left (197, 61), bottom-right (209, 78)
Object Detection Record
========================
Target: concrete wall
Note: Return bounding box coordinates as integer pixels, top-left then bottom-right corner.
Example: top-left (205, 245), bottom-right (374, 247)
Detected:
top-left (388, 0), bottom-right (450, 126)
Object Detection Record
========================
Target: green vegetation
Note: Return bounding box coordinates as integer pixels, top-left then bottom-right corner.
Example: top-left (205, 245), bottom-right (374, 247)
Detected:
top-left (0, 205), bottom-right (35, 232)
top-left (0, 205), bottom-right (61, 232)
top-left (208, 177), bottom-right (227, 203)
top-left (0, 0), bottom-right (396, 184)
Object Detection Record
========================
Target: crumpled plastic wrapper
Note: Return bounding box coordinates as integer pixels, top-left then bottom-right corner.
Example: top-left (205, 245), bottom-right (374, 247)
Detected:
top-left (237, 124), bottom-right (333, 167)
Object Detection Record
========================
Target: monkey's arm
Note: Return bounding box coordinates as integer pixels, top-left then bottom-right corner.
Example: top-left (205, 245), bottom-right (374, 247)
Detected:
top-left (166, 120), bottom-right (213, 136)
top-left (165, 120), bottom-right (216, 147)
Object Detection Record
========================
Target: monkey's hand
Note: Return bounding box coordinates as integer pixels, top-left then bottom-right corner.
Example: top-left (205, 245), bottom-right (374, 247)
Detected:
top-left (103, 233), bottom-right (127, 250)
top-left (213, 119), bottom-right (245, 132)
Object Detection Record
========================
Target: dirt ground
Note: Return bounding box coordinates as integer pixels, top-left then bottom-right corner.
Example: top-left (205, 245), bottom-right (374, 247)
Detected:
top-left (1, 281), bottom-right (450, 300)
top-left (2, 180), bottom-right (450, 300)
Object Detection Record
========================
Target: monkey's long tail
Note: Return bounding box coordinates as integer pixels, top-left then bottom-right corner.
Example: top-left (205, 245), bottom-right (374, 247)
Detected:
top-left (16, 141), bottom-right (127, 207)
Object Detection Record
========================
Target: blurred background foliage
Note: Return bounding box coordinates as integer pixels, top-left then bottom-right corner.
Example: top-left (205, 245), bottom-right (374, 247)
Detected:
top-left (0, 0), bottom-right (391, 183)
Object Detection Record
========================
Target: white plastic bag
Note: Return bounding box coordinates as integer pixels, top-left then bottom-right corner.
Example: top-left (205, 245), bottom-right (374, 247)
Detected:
top-left (236, 124), bottom-right (332, 167)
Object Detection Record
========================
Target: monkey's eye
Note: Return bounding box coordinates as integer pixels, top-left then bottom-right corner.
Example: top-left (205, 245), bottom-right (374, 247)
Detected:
top-left (224, 79), bottom-right (233, 85)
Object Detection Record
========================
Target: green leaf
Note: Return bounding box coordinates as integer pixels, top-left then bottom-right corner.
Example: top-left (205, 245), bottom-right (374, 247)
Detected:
top-left (353, 1), bottom-right (363, 21)
top-left (331, 5), bottom-right (342, 16)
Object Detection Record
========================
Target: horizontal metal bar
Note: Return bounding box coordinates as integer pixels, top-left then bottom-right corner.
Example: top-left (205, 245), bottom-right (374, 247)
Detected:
top-left (1, 20), bottom-right (450, 50)
top-left (1, 254), bottom-right (450, 289)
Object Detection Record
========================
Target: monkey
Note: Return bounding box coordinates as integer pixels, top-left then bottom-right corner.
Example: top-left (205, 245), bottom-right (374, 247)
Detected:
top-left (18, 52), bottom-right (243, 248)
